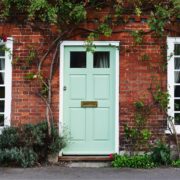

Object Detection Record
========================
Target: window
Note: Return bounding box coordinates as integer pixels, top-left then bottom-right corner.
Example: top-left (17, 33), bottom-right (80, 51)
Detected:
top-left (167, 37), bottom-right (180, 132)
top-left (93, 52), bottom-right (110, 68)
top-left (0, 38), bottom-right (12, 129)
top-left (70, 52), bottom-right (86, 68)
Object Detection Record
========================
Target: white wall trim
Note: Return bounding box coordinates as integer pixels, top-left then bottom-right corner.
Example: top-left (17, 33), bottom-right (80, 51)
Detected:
top-left (59, 41), bottom-right (120, 154)
top-left (0, 38), bottom-right (13, 131)
top-left (167, 37), bottom-right (180, 133)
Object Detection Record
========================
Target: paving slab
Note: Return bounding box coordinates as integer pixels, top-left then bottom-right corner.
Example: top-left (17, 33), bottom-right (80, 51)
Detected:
top-left (0, 166), bottom-right (180, 180)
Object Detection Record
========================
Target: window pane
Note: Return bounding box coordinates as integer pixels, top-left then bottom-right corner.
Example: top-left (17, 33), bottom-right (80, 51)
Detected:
top-left (70, 52), bottom-right (86, 68)
top-left (0, 46), bottom-right (5, 56)
top-left (0, 73), bottom-right (4, 84)
top-left (0, 58), bottom-right (5, 70)
top-left (175, 100), bottom-right (180, 111)
top-left (175, 44), bottom-right (180, 55)
top-left (0, 87), bottom-right (5, 98)
top-left (93, 52), bottom-right (110, 68)
top-left (175, 58), bottom-right (180, 69)
top-left (175, 113), bottom-right (180, 125)
top-left (0, 114), bottom-right (4, 126)
top-left (174, 72), bottom-right (180, 83)
top-left (0, 101), bottom-right (4, 112)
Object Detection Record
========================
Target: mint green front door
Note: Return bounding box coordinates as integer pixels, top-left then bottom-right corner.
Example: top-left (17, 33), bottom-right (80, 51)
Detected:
top-left (63, 46), bottom-right (116, 155)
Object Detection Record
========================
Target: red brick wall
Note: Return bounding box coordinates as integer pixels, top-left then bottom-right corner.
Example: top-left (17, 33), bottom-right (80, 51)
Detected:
top-left (0, 19), bottom-right (168, 150)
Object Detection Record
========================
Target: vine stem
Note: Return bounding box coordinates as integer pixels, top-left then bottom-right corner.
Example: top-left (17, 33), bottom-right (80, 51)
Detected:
top-left (38, 27), bottom-right (76, 136)
top-left (167, 116), bottom-right (180, 159)
top-left (37, 30), bottom-right (68, 73)
top-left (46, 42), bottom-right (60, 136)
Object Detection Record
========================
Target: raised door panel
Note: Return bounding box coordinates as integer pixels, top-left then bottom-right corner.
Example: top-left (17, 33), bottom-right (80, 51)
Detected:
top-left (69, 75), bottom-right (87, 100)
top-left (93, 75), bottom-right (110, 100)
top-left (69, 108), bottom-right (86, 141)
top-left (93, 108), bottom-right (110, 140)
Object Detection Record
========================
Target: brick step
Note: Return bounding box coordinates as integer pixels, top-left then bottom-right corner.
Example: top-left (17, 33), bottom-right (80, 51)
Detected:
top-left (58, 156), bottom-right (112, 162)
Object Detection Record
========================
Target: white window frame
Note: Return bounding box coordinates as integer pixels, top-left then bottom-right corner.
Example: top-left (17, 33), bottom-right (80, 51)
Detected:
top-left (0, 38), bottom-right (13, 131)
top-left (167, 37), bottom-right (180, 133)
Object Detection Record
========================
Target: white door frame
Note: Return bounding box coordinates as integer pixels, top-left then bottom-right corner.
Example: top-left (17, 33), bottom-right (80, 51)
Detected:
top-left (59, 41), bottom-right (120, 154)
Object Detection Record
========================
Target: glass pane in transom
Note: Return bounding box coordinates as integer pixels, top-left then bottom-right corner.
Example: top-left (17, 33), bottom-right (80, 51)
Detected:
top-left (93, 52), bottom-right (110, 68)
top-left (70, 52), bottom-right (86, 68)
top-left (175, 44), bottom-right (180, 55)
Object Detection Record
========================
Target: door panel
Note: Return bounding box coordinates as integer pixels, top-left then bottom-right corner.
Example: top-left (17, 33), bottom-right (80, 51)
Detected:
top-left (70, 75), bottom-right (87, 99)
top-left (93, 75), bottom-right (110, 99)
top-left (93, 108), bottom-right (110, 140)
top-left (63, 46), bottom-right (116, 154)
top-left (70, 108), bottom-right (86, 141)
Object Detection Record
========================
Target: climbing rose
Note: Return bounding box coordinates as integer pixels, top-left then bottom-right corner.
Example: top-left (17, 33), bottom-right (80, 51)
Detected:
top-left (109, 153), bottom-right (113, 159)
top-left (1, 34), bottom-right (7, 42)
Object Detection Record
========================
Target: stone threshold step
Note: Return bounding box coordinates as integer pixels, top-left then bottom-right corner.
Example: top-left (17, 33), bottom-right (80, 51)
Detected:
top-left (58, 156), bottom-right (111, 162)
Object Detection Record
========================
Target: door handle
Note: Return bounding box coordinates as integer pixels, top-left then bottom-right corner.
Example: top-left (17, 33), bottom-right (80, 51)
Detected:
top-left (63, 86), bottom-right (67, 91)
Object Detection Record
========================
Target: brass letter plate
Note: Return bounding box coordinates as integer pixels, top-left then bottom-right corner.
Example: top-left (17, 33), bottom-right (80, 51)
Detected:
top-left (81, 101), bottom-right (98, 108)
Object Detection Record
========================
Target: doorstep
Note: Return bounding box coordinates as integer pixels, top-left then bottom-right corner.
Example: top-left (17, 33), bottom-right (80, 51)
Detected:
top-left (58, 156), bottom-right (112, 168)
top-left (58, 156), bottom-right (112, 162)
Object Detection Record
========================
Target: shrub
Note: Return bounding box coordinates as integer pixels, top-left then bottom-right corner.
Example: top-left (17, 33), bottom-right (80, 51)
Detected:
top-left (150, 140), bottom-right (171, 166)
top-left (172, 159), bottom-right (180, 167)
top-left (0, 127), bottom-right (20, 149)
top-left (112, 154), bottom-right (156, 168)
top-left (0, 147), bottom-right (37, 167)
top-left (0, 121), bottom-right (66, 167)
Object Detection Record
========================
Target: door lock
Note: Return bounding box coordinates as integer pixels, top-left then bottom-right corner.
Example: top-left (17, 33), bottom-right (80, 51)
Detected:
top-left (63, 86), bottom-right (67, 91)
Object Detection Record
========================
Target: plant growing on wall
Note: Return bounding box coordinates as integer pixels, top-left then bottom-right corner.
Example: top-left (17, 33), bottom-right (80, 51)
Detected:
top-left (0, 0), bottom-right (179, 140)
top-left (124, 100), bottom-right (152, 154)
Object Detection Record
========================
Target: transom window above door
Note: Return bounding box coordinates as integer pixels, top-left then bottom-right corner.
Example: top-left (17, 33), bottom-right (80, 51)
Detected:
top-left (69, 51), bottom-right (110, 68)
top-left (70, 52), bottom-right (86, 68)
top-left (93, 52), bottom-right (110, 68)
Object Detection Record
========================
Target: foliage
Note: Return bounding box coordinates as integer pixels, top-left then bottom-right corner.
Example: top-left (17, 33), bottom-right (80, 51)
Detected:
top-left (24, 72), bottom-right (36, 80)
top-left (153, 87), bottom-right (170, 111)
top-left (0, 0), bottom-right (87, 26)
top-left (25, 46), bottom-right (37, 66)
top-left (0, 127), bottom-right (19, 149)
top-left (151, 140), bottom-right (171, 166)
top-left (98, 23), bottom-right (112, 37)
top-left (0, 147), bottom-right (37, 168)
top-left (148, 6), bottom-right (170, 36)
top-left (172, 159), bottom-right (180, 167)
top-left (0, 122), bottom-right (66, 167)
top-left (112, 154), bottom-right (156, 168)
top-left (131, 30), bottom-right (143, 44)
top-left (124, 100), bottom-right (151, 154)
top-left (141, 54), bottom-right (151, 61)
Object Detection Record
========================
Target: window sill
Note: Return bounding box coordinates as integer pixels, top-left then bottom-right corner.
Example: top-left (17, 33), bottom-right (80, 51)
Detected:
top-left (165, 127), bottom-right (180, 134)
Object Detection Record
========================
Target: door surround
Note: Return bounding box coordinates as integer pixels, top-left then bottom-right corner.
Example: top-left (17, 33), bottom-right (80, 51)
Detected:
top-left (59, 41), bottom-right (120, 154)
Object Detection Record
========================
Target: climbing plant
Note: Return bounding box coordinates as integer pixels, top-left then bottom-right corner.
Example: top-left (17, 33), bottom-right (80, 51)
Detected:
top-left (0, 0), bottom-right (179, 139)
